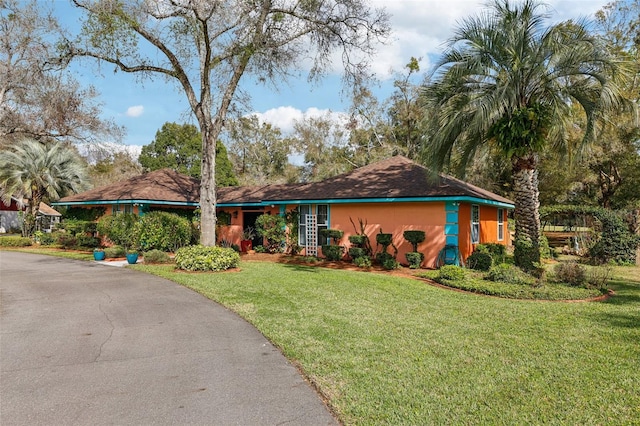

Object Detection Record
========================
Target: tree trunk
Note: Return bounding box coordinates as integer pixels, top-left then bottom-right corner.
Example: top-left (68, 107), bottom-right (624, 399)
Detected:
top-left (22, 196), bottom-right (40, 237)
top-left (199, 123), bottom-right (217, 247)
top-left (512, 155), bottom-right (541, 268)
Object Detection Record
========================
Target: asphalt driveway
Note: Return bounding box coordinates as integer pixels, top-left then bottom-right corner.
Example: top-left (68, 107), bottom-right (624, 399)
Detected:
top-left (0, 251), bottom-right (337, 425)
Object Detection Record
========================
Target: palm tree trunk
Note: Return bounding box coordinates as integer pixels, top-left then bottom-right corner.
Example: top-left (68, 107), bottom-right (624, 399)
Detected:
top-left (512, 155), bottom-right (541, 269)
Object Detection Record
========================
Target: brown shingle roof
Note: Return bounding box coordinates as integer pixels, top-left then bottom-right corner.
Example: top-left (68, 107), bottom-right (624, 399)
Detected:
top-left (268, 156), bottom-right (514, 205)
top-left (57, 157), bottom-right (513, 207)
top-left (58, 169), bottom-right (200, 204)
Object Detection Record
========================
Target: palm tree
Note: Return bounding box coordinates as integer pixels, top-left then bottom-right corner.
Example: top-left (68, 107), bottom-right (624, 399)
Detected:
top-left (0, 139), bottom-right (89, 236)
top-left (421, 0), bottom-right (630, 269)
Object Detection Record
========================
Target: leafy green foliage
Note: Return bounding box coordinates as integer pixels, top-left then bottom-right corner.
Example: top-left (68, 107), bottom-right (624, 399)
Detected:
top-left (405, 252), bottom-right (424, 269)
top-left (104, 245), bottom-right (125, 258)
top-left (255, 214), bottom-right (287, 253)
top-left (486, 263), bottom-right (536, 285)
top-left (467, 251), bottom-right (493, 271)
top-left (353, 256), bottom-right (372, 268)
top-left (403, 230), bottom-right (425, 252)
top-left (0, 139), bottom-right (89, 237)
top-left (139, 122), bottom-right (238, 186)
top-left (541, 205), bottom-right (640, 264)
top-left (348, 235), bottom-right (366, 246)
top-left (321, 245), bottom-right (344, 261)
top-left (142, 249), bottom-right (172, 264)
top-left (320, 228), bottom-right (344, 244)
top-left (436, 265), bottom-right (465, 282)
top-left (348, 247), bottom-right (366, 259)
top-left (0, 236), bottom-right (32, 247)
top-left (56, 233), bottom-right (78, 249)
top-left (375, 232), bottom-right (392, 248)
top-left (135, 211), bottom-right (191, 252)
top-left (514, 237), bottom-right (540, 273)
top-left (62, 207), bottom-right (105, 221)
top-left (96, 213), bottom-right (139, 249)
top-left (174, 245), bottom-right (240, 271)
top-left (487, 103), bottom-right (551, 159)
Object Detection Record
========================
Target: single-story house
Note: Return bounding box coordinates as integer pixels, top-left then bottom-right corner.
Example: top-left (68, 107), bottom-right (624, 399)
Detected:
top-left (54, 156), bottom-right (514, 267)
top-left (0, 198), bottom-right (62, 233)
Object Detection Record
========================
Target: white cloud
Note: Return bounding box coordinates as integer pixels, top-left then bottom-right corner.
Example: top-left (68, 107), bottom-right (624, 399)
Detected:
top-left (252, 106), bottom-right (347, 134)
top-left (125, 105), bottom-right (144, 117)
top-left (365, 0), bottom-right (608, 79)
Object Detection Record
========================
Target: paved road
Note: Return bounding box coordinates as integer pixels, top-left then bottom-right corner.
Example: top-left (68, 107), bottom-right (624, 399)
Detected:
top-left (0, 251), bottom-right (337, 425)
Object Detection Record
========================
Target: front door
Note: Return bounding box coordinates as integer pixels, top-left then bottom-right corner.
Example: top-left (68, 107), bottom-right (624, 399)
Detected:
top-left (243, 211), bottom-right (264, 248)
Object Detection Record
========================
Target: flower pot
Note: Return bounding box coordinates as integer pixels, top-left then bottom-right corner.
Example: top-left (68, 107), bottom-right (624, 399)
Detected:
top-left (241, 240), bottom-right (253, 252)
top-left (93, 251), bottom-right (106, 261)
top-left (126, 253), bottom-right (139, 264)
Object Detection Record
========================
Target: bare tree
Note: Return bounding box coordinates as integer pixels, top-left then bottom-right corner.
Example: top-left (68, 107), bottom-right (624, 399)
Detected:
top-left (0, 0), bottom-right (122, 144)
top-left (60, 0), bottom-right (389, 245)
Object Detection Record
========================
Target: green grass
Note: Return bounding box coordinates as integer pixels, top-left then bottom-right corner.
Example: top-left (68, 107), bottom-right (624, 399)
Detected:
top-left (132, 261), bottom-right (640, 425)
top-left (0, 246), bottom-right (94, 261)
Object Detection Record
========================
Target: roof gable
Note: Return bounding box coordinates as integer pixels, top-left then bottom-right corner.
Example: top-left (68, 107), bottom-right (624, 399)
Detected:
top-left (58, 169), bottom-right (200, 204)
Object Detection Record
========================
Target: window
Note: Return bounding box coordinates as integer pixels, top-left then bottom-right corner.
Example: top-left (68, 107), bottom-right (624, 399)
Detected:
top-left (113, 204), bottom-right (133, 215)
top-left (297, 204), bottom-right (329, 246)
top-left (298, 205), bottom-right (311, 246)
top-left (471, 205), bottom-right (480, 244)
top-left (316, 204), bottom-right (328, 244)
top-left (497, 208), bottom-right (504, 241)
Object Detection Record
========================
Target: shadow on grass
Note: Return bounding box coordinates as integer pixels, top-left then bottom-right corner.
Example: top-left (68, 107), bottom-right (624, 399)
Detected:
top-left (280, 263), bottom-right (321, 273)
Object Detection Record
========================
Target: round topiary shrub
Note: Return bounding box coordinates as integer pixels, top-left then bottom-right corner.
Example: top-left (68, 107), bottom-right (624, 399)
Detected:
top-left (382, 257), bottom-right (400, 270)
top-left (321, 245), bottom-right (344, 261)
top-left (348, 247), bottom-right (366, 259)
top-left (353, 256), bottom-right (372, 269)
top-left (405, 252), bottom-right (424, 269)
top-left (174, 245), bottom-right (240, 271)
top-left (97, 213), bottom-right (139, 249)
top-left (467, 251), bottom-right (493, 271)
top-left (320, 228), bottom-right (344, 244)
top-left (403, 230), bottom-right (425, 252)
top-left (376, 233), bottom-right (393, 247)
top-left (348, 234), bottom-right (366, 246)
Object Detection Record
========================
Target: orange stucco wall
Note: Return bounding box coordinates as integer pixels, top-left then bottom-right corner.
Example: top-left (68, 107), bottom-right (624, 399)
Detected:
top-left (328, 202), bottom-right (447, 268)
top-left (458, 204), bottom-right (510, 261)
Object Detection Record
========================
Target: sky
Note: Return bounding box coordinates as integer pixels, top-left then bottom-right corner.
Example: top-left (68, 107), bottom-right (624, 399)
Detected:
top-left (52, 0), bottom-right (610, 156)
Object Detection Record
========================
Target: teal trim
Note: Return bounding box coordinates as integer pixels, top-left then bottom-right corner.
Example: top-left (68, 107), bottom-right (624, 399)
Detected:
top-left (446, 235), bottom-right (458, 245)
top-left (444, 201), bottom-right (460, 253)
top-left (52, 199), bottom-right (199, 207)
top-left (54, 196), bottom-right (513, 209)
top-left (265, 196), bottom-right (513, 208)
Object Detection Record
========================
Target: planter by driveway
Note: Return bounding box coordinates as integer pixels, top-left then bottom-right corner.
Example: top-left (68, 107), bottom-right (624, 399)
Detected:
top-left (0, 251), bottom-right (337, 425)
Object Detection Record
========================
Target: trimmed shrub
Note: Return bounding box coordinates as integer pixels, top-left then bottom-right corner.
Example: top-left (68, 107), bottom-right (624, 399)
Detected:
top-left (437, 265), bottom-right (465, 282)
top-left (554, 262), bottom-right (586, 287)
top-left (174, 245), bottom-right (240, 272)
top-left (39, 232), bottom-right (57, 245)
top-left (403, 230), bottom-right (425, 252)
top-left (353, 256), bottom-right (372, 268)
top-left (0, 236), bottom-right (32, 247)
top-left (382, 257), bottom-right (400, 270)
top-left (143, 249), bottom-right (172, 264)
top-left (484, 243), bottom-right (507, 263)
top-left (405, 252), bottom-right (424, 269)
top-left (348, 234), bottom-right (366, 246)
top-left (136, 211), bottom-right (191, 252)
top-left (467, 251), bottom-right (493, 271)
top-left (376, 233), bottom-right (393, 247)
top-left (104, 245), bottom-right (126, 258)
top-left (348, 247), bottom-right (366, 259)
top-left (375, 251), bottom-right (394, 265)
top-left (321, 245), bottom-right (344, 261)
top-left (320, 228), bottom-right (344, 244)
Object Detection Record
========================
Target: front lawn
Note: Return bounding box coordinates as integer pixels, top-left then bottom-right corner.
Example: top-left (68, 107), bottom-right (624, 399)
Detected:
top-left (133, 261), bottom-right (640, 425)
